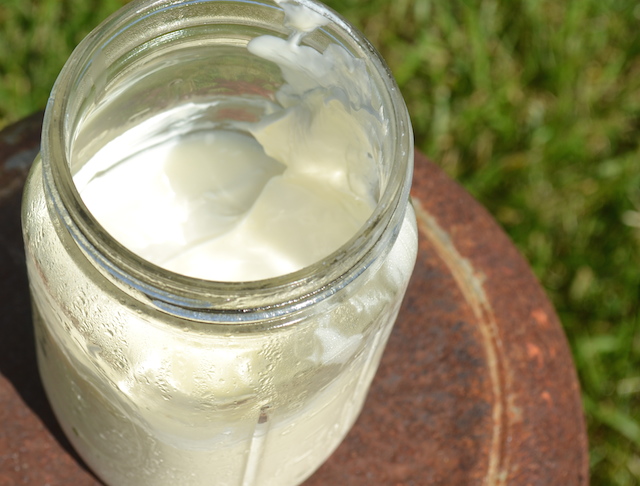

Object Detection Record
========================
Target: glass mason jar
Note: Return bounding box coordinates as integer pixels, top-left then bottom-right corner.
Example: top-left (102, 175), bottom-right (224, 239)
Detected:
top-left (21, 0), bottom-right (417, 485)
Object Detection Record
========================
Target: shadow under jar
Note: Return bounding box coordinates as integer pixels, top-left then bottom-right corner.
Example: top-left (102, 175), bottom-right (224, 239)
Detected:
top-left (21, 0), bottom-right (417, 485)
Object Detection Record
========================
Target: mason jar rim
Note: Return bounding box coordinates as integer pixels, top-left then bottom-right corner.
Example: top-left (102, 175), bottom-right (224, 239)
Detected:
top-left (40, 0), bottom-right (414, 323)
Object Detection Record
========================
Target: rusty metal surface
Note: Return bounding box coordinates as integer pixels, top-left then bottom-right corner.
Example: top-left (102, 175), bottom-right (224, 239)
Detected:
top-left (0, 115), bottom-right (589, 485)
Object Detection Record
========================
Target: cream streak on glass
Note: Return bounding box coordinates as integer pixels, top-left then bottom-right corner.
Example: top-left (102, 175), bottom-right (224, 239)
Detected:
top-left (22, 0), bottom-right (418, 485)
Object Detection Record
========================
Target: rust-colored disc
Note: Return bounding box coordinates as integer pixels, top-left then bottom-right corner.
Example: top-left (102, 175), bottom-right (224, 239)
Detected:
top-left (0, 114), bottom-right (588, 485)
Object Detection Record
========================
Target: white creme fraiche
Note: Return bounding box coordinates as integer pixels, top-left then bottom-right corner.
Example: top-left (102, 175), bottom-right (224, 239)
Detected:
top-left (24, 2), bottom-right (418, 486)
top-left (76, 1), bottom-right (382, 282)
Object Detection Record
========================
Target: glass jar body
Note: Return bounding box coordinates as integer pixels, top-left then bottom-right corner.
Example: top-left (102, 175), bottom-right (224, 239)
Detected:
top-left (21, 0), bottom-right (418, 485)
top-left (24, 161), bottom-right (417, 485)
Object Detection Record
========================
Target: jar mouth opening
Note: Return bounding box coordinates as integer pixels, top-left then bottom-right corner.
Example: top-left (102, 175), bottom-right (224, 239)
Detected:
top-left (42, 0), bottom-right (413, 319)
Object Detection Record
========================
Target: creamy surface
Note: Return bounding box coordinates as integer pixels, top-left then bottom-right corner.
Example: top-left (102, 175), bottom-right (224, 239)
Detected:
top-left (75, 1), bottom-right (383, 282)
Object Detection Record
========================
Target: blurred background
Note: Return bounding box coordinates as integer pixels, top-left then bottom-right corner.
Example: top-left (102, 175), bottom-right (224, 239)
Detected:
top-left (1, 0), bottom-right (639, 483)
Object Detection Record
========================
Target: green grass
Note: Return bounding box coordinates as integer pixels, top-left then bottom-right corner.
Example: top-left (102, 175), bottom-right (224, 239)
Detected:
top-left (1, 0), bottom-right (639, 483)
